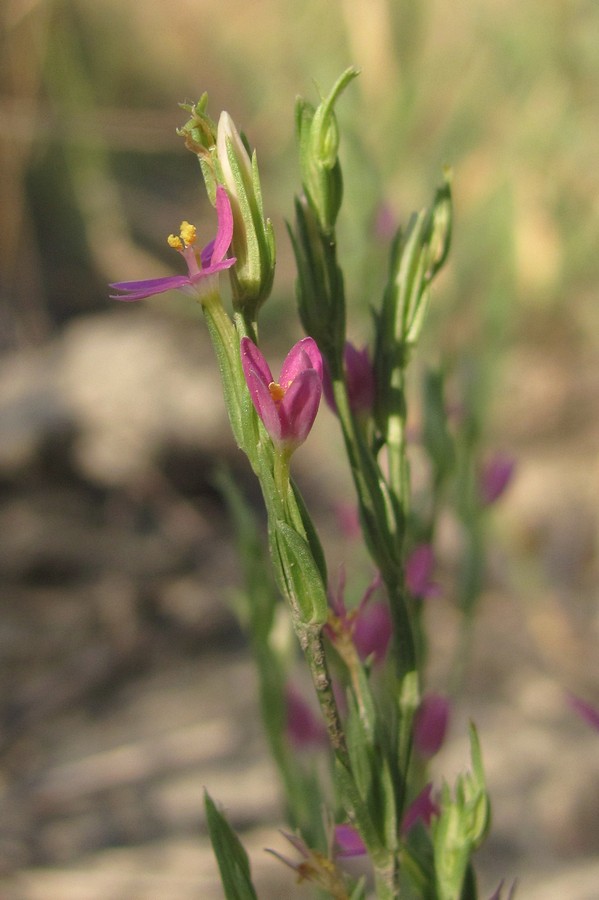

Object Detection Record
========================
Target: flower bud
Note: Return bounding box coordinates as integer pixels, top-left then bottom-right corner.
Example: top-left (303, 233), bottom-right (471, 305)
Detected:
top-left (295, 67), bottom-right (359, 233)
top-left (432, 726), bottom-right (490, 900)
top-left (414, 693), bottom-right (450, 757)
top-left (479, 454), bottom-right (515, 505)
top-left (216, 112), bottom-right (275, 317)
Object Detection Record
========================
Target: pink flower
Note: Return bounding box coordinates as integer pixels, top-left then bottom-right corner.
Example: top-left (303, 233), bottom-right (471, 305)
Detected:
top-left (352, 599), bottom-right (392, 664)
top-left (325, 569), bottom-right (391, 666)
top-left (402, 783), bottom-right (440, 834)
top-left (109, 185), bottom-right (236, 301)
top-left (240, 336), bottom-right (323, 453)
top-left (414, 693), bottom-right (451, 758)
top-left (285, 684), bottom-right (328, 748)
top-left (334, 503), bottom-right (361, 541)
top-left (333, 824), bottom-right (367, 858)
top-left (406, 544), bottom-right (439, 599)
top-left (323, 342), bottom-right (375, 418)
top-left (479, 454), bottom-right (515, 505)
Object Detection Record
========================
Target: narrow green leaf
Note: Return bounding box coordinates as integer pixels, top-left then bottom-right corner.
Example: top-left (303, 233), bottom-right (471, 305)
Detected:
top-left (275, 519), bottom-right (329, 625)
top-left (204, 791), bottom-right (258, 900)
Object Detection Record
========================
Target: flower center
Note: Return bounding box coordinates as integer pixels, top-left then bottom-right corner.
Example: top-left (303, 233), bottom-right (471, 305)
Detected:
top-left (268, 381), bottom-right (285, 403)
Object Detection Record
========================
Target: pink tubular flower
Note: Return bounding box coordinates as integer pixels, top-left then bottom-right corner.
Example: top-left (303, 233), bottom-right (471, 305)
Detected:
top-left (285, 684), bottom-right (328, 748)
top-left (323, 342), bottom-right (375, 418)
top-left (479, 454), bottom-right (515, 505)
top-left (402, 783), bottom-right (440, 834)
top-left (406, 544), bottom-right (439, 599)
top-left (352, 598), bottom-right (392, 664)
top-left (414, 693), bottom-right (451, 758)
top-left (333, 824), bottom-right (367, 858)
top-left (109, 185), bottom-right (236, 302)
top-left (325, 569), bottom-right (391, 666)
top-left (240, 336), bottom-right (323, 453)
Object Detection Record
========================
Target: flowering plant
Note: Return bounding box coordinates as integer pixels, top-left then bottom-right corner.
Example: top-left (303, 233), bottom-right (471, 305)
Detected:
top-left (110, 69), bottom-right (516, 899)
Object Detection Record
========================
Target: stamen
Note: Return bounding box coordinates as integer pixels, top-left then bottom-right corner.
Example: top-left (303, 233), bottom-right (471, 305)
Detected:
top-left (179, 221), bottom-right (197, 246)
top-left (268, 382), bottom-right (285, 403)
top-left (167, 221), bottom-right (197, 252)
top-left (167, 234), bottom-right (183, 250)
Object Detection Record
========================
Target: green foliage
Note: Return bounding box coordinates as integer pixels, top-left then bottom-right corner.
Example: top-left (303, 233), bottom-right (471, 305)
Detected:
top-left (204, 791), bottom-right (258, 900)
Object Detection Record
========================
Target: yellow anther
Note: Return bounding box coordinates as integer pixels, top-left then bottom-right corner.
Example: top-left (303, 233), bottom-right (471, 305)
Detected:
top-left (268, 382), bottom-right (285, 403)
top-left (167, 234), bottom-right (183, 250)
top-left (179, 221), bottom-right (197, 246)
top-left (167, 221), bottom-right (197, 251)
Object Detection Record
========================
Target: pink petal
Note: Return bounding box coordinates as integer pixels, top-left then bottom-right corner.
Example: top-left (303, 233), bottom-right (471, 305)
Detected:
top-left (210, 185), bottom-right (234, 264)
top-left (353, 599), bottom-right (392, 664)
top-left (334, 824), bottom-right (367, 858)
top-left (200, 239), bottom-right (215, 268)
top-left (402, 783), bottom-right (439, 834)
top-left (344, 343), bottom-right (375, 415)
top-left (191, 258), bottom-right (236, 280)
top-left (406, 544), bottom-right (439, 599)
top-left (285, 685), bottom-right (327, 748)
top-left (480, 455), bottom-right (515, 505)
top-left (109, 274), bottom-right (192, 301)
top-left (240, 337), bottom-right (274, 388)
top-left (278, 368), bottom-right (321, 448)
top-left (414, 693), bottom-right (450, 757)
top-left (243, 364), bottom-right (282, 443)
top-left (279, 337), bottom-right (323, 388)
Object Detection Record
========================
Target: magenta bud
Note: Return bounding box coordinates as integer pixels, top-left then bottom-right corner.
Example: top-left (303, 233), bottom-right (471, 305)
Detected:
top-left (406, 543), bottom-right (439, 599)
top-left (414, 693), bottom-right (451, 757)
top-left (323, 341), bottom-right (375, 418)
top-left (479, 454), bottom-right (515, 505)
top-left (285, 684), bottom-right (328, 748)
top-left (333, 824), bottom-right (367, 858)
top-left (402, 783), bottom-right (440, 834)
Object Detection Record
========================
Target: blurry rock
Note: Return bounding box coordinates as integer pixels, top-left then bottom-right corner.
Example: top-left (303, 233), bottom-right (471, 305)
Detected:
top-left (0, 308), bottom-right (230, 486)
top-left (59, 309), bottom-right (229, 485)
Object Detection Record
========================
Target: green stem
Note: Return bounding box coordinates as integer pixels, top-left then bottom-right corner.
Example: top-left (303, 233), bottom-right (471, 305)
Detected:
top-left (331, 374), bottom-right (417, 679)
top-left (373, 857), bottom-right (401, 900)
top-left (297, 623), bottom-right (350, 768)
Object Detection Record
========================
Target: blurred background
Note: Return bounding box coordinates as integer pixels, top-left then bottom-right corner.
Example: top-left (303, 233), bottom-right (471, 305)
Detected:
top-left (1, 0), bottom-right (598, 896)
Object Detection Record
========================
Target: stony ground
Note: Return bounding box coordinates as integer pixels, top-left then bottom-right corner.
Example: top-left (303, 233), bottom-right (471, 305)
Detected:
top-left (0, 308), bottom-right (598, 899)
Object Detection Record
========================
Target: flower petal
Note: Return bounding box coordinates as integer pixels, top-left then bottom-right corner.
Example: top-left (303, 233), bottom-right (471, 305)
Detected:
top-left (200, 239), bottom-right (215, 268)
top-left (243, 364), bottom-right (282, 443)
top-left (240, 337), bottom-right (274, 387)
top-left (333, 824), bottom-right (367, 858)
top-left (210, 185), bottom-right (235, 265)
top-left (353, 600), bottom-right (392, 664)
top-left (109, 275), bottom-right (192, 301)
top-left (279, 337), bottom-right (323, 389)
top-left (278, 368), bottom-right (321, 448)
top-left (414, 693), bottom-right (450, 757)
top-left (402, 783), bottom-right (439, 834)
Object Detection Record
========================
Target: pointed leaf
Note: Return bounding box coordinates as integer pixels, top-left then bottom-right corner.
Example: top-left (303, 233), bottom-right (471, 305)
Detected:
top-left (204, 791), bottom-right (258, 900)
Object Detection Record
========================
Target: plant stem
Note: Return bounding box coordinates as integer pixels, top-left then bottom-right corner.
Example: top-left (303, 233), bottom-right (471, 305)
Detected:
top-left (298, 623), bottom-right (350, 768)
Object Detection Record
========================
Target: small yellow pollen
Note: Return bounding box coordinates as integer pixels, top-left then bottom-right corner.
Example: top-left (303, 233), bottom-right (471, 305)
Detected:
top-left (179, 221), bottom-right (197, 246)
top-left (167, 234), bottom-right (183, 250)
top-left (167, 221), bottom-right (197, 251)
top-left (268, 382), bottom-right (285, 403)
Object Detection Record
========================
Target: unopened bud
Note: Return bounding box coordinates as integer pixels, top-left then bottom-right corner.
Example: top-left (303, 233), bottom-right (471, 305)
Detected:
top-left (296, 67), bottom-right (359, 233)
top-left (216, 112), bottom-right (275, 317)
